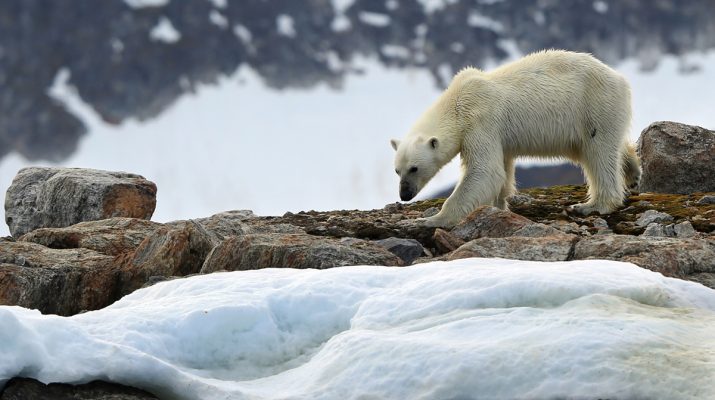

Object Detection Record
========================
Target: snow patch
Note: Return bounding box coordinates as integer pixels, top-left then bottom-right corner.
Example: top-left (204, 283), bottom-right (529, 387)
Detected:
top-left (381, 44), bottom-right (410, 59)
top-left (593, 0), bottom-right (609, 14)
top-left (149, 17), bottom-right (181, 43)
top-left (418, 0), bottom-right (458, 13)
top-left (125, 0), bottom-right (168, 8)
top-left (209, 10), bottom-right (228, 29)
top-left (1, 259), bottom-right (714, 399)
top-left (467, 12), bottom-right (504, 32)
top-left (276, 14), bottom-right (296, 38)
top-left (358, 11), bottom-right (391, 27)
top-left (208, 0), bottom-right (226, 9)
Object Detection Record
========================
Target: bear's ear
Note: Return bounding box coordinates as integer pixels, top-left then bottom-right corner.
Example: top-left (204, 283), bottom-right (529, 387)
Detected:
top-left (429, 137), bottom-right (439, 150)
top-left (390, 139), bottom-right (400, 151)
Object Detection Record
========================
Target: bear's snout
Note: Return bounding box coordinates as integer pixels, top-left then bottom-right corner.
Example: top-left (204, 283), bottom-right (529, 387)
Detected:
top-left (400, 181), bottom-right (416, 201)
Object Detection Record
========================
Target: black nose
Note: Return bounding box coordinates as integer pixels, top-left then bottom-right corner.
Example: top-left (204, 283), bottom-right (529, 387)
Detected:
top-left (400, 183), bottom-right (415, 201)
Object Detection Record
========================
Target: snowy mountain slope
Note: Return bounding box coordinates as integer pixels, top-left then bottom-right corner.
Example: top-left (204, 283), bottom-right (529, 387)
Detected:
top-left (1, 258), bottom-right (715, 399)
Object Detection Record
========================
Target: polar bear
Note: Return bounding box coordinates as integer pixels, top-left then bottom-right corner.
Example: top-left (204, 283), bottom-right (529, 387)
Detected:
top-left (391, 50), bottom-right (641, 227)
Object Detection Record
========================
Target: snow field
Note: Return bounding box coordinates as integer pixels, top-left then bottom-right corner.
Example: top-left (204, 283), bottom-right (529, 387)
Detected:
top-left (1, 258), bottom-right (715, 399)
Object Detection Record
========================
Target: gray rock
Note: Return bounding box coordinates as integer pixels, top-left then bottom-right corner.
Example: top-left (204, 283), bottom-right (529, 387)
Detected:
top-left (635, 210), bottom-right (674, 227)
top-left (697, 195), bottom-right (715, 205)
top-left (573, 235), bottom-right (715, 277)
top-left (421, 207), bottom-right (440, 218)
top-left (0, 378), bottom-right (157, 400)
top-left (375, 237), bottom-right (425, 264)
top-left (448, 235), bottom-right (578, 262)
top-left (637, 121), bottom-right (715, 194)
top-left (200, 233), bottom-right (403, 273)
top-left (674, 221), bottom-right (697, 238)
top-left (592, 217), bottom-right (609, 230)
top-left (641, 223), bottom-right (675, 237)
top-left (5, 167), bottom-right (156, 238)
top-left (507, 193), bottom-right (534, 207)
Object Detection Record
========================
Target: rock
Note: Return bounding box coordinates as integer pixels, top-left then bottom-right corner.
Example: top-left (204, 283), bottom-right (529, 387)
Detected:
top-left (200, 233), bottom-right (402, 273)
top-left (592, 217), bottom-right (609, 230)
top-left (19, 217), bottom-right (163, 256)
top-left (448, 235), bottom-right (578, 262)
top-left (116, 221), bottom-right (213, 294)
top-left (375, 237), bottom-right (425, 264)
top-left (421, 207), bottom-right (440, 218)
top-left (507, 193), bottom-right (534, 207)
top-left (573, 235), bottom-right (715, 277)
top-left (0, 378), bottom-right (157, 400)
top-left (635, 210), bottom-right (674, 227)
top-left (688, 273), bottom-right (715, 290)
top-left (697, 195), bottom-right (715, 205)
top-left (641, 223), bottom-right (675, 237)
top-left (637, 121), bottom-right (715, 194)
top-left (674, 221), bottom-right (697, 238)
top-left (4, 167), bottom-right (156, 238)
top-left (0, 240), bottom-right (117, 316)
top-left (450, 206), bottom-right (562, 241)
top-left (188, 210), bottom-right (258, 242)
top-left (433, 228), bottom-right (466, 253)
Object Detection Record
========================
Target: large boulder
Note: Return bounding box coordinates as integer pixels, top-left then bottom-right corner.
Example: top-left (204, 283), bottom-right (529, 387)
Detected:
top-left (637, 121), bottom-right (715, 194)
top-left (0, 239), bottom-right (117, 316)
top-left (200, 233), bottom-right (403, 273)
top-left (4, 167), bottom-right (157, 238)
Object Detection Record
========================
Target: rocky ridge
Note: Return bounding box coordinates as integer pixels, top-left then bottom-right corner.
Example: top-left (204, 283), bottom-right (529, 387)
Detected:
top-left (1, 121), bottom-right (714, 397)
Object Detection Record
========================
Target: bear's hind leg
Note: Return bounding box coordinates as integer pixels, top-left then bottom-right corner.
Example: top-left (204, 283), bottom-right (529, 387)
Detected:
top-left (570, 141), bottom-right (626, 215)
top-left (494, 157), bottom-right (515, 210)
top-left (622, 142), bottom-right (641, 192)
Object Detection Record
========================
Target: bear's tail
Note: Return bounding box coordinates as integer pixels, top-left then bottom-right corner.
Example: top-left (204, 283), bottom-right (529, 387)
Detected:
top-left (622, 142), bottom-right (641, 192)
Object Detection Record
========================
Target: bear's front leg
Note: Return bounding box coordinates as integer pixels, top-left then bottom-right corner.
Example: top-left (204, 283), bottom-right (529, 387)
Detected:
top-left (422, 151), bottom-right (506, 228)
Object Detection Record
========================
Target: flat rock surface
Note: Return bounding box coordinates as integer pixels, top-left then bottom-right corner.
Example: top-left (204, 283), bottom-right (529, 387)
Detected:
top-left (0, 378), bottom-right (158, 400)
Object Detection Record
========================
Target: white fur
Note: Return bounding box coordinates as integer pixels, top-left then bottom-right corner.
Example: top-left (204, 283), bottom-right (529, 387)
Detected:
top-left (392, 50), bottom-right (641, 227)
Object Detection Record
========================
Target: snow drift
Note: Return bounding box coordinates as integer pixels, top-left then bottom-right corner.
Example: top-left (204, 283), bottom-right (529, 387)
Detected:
top-left (1, 258), bottom-right (714, 399)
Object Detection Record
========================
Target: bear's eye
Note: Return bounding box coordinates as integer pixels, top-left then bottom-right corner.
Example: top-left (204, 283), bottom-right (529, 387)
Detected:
top-left (409, 166), bottom-right (418, 173)
top-left (395, 169), bottom-right (400, 175)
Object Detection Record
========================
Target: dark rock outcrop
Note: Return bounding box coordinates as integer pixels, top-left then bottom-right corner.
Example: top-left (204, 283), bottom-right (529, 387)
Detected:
top-left (0, 378), bottom-right (158, 400)
top-left (200, 233), bottom-right (402, 273)
top-left (637, 121), bottom-right (715, 194)
top-left (5, 167), bottom-right (156, 238)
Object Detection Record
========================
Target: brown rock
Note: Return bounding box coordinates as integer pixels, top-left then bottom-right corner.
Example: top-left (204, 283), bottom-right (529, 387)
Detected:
top-left (19, 217), bottom-right (163, 256)
top-left (4, 167), bottom-right (156, 237)
top-left (200, 233), bottom-right (402, 273)
top-left (0, 240), bottom-right (118, 315)
top-left (433, 228), bottom-right (465, 253)
top-left (448, 235), bottom-right (578, 262)
top-left (117, 221), bottom-right (213, 294)
top-left (637, 121), bottom-right (715, 194)
top-left (0, 378), bottom-right (157, 400)
top-left (573, 235), bottom-right (715, 277)
top-left (450, 206), bottom-right (562, 241)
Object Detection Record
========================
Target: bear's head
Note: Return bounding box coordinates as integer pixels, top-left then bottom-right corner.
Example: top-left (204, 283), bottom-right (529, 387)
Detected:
top-left (391, 136), bottom-right (441, 201)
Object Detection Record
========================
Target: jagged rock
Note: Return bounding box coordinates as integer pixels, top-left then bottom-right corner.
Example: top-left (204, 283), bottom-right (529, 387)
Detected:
top-left (450, 206), bottom-right (562, 241)
top-left (574, 235), bottom-right (715, 277)
top-left (421, 207), bottom-right (440, 218)
top-left (448, 235), bottom-right (578, 262)
top-left (0, 240), bottom-right (117, 316)
top-left (375, 237), bottom-right (425, 264)
top-left (0, 378), bottom-right (157, 400)
top-left (187, 210), bottom-right (257, 242)
top-left (635, 210), bottom-right (674, 227)
top-left (200, 233), bottom-right (402, 273)
top-left (637, 121), bottom-right (715, 194)
top-left (116, 221), bottom-right (213, 294)
top-left (688, 273), bottom-right (715, 289)
top-left (4, 167), bottom-right (156, 238)
top-left (433, 228), bottom-right (466, 253)
top-left (674, 221), bottom-right (697, 238)
top-left (641, 223), bottom-right (675, 237)
top-left (19, 218), bottom-right (163, 256)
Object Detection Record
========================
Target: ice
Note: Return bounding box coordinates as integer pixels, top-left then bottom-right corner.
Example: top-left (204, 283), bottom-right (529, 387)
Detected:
top-left (1, 258), bottom-right (714, 399)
